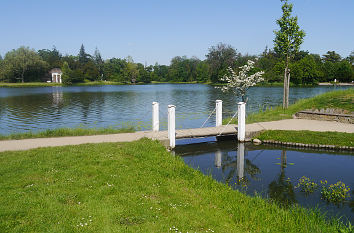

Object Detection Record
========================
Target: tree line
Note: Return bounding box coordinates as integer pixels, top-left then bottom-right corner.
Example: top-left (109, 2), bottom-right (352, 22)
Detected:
top-left (0, 43), bottom-right (353, 85)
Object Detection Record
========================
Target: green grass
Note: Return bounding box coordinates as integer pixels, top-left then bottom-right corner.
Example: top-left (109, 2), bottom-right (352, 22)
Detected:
top-left (224, 88), bottom-right (354, 124)
top-left (75, 81), bottom-right (125, 86)
top-left (0, 82), bottom-right (62, 87)
top-left (0, 81), bottom-right (127, 88)
top-left (256, 82), bottom-right (318, 87)
top-left (0, 127), bottom-right (135, 141)
top-left (150, 81), bottom-right (200, 84)
top-left (257, 130), bottom-right (354, 147)
top-left (211, 82), bottom-right (317, 87)
top-left (0, 139), bottom-right (350, 232)
top-left (0, 81), bottom-right (199, 87)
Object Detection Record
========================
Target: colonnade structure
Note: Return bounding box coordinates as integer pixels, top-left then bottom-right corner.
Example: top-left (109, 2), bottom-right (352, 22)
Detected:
top-left (151, 100), bottom-right (246, 149)
top-left (49, 68), bottom-right (62, 83)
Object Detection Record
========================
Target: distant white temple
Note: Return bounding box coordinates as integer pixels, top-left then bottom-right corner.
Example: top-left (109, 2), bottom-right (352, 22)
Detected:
top-left (49, 68), bottom-right (62, 83)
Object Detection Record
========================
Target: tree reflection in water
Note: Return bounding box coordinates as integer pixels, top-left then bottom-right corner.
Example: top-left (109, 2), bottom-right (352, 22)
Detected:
top-left (220, 143), bottom-right (261, 187)
top-left (268, 150), bottom-right (297, 207)
top-left (349, 189), bottom-right (354, 213)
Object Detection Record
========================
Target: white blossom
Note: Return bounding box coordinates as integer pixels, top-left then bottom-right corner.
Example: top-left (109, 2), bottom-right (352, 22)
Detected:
top-left (218, 60), bottom-right (264, 102)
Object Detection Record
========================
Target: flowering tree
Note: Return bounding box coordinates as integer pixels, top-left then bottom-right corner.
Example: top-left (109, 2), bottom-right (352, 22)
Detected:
top-left (219, 60), bottom-right (264, 102)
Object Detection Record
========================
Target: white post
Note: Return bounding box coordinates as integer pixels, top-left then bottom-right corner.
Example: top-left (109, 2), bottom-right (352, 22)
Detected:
top-left (237, 143), bottom-right (245, 179)
top-left (237, 102), bottom-right (246, 141)
top-left (152, 102), bottom-right (159, 132)
top-left (215, 100), bottom-right (222, 127)
top-left (215, 149), bottom-right (222, 168)
top-left (168, 105), bottom-right (176, 149)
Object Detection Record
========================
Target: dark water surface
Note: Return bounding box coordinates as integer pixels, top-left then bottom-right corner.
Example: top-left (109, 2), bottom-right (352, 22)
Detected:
top-left (0, 84), bottom-right (351, 135)
top-left (176, 138), bottom-right (354, 223)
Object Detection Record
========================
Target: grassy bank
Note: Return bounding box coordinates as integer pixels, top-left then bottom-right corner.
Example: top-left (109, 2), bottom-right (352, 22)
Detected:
top-left (257, 130), bottom-right (354, 147)
top-left (0, 81), bottom-right (323, 88)
top-left (0, 138), bottom-right (349, 232)
top-left (0, 82), bottom-right (62, 88)
top-left (75, 81), bottom-right (125, 86)
top-left (0, 127), bottom-right (134, 141)
top-left (211, 82), bottom-right (317, 87)
top-left (150, 81), bottom-right (200, 84)
top-left (224, 88), bottom-right (354, 124)
top-left (0, 81), bottom-right (126, 88)
top-left (0, 81), bottom-right (201, 88)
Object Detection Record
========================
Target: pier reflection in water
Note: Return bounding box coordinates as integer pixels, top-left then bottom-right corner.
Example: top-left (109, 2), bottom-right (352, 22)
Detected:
top-left (176, 138), bottom-right (354, 223)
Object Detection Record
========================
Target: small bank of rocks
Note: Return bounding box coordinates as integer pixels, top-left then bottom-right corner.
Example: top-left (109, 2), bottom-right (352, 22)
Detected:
top-left (256, 139), bottom-right (354, 151)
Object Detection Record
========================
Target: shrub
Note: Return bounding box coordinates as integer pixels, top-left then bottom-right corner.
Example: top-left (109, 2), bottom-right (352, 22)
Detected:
top-left (320, 180), bottom-right (351, 203)
top-left (295, 176), bottom-right (318, 193)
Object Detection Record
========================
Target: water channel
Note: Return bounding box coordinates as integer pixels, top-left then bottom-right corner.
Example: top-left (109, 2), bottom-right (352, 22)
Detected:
top-left (0, 84), bottom-right (351, 135)
top-left (175, 138), bottom-right (354, 224)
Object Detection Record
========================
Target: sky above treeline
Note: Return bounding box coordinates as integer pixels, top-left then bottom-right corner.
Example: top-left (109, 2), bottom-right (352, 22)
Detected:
top-left (1, 0), bottom-right (353, 65)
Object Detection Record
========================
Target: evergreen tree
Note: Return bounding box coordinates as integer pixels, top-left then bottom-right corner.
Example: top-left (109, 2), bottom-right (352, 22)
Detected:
top-left (78, 44), bottom-right (89, 64)
top-left (322, 51), bottom-right (341, 63)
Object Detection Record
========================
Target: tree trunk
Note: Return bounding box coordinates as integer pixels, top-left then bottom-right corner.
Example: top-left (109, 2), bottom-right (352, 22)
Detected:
top-left (286, 71), bottom-right (290, 108)
top-left (283, 56), bottom-right (290, 109)
top-left (21, 68), bottom-right (25, 83)
top-left (281, 150), bottom-right (287, 173)
top-left (283, 66), bottom-right (288, 108)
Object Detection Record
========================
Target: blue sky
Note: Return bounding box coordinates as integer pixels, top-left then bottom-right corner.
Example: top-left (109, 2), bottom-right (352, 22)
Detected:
top-left (1, 0), bottom-right (353, 65)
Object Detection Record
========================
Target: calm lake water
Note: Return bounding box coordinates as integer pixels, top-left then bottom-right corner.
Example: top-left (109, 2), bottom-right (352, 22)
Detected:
top-left (0, 84), bottom-right (351, 135)
top-left (175, 139), bottom-right (354, 223)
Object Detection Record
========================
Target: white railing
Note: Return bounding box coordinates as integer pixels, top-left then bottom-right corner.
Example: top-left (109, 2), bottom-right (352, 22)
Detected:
top-left (151, 100), bottom-right (246, 149)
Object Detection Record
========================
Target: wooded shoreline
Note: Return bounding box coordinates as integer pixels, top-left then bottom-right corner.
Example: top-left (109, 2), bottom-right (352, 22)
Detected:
top-left (1, 81), bottom-right (353, 88)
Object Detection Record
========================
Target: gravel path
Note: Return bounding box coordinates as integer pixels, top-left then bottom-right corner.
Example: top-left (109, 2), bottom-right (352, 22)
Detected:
top-left (0, 119), bottom-right (353, 152)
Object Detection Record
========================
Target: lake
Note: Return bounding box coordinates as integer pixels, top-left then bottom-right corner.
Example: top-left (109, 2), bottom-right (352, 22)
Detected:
top-left (0, 84), bottom-right (351, 135)
top-left (175, 138), bottom-right (354, 223)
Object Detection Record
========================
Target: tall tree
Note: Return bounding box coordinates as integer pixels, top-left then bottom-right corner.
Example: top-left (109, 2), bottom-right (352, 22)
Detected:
top-left (103, 58), bottom-right (127, 82)
top-left (322, 51), bottom-right (341, 63)
top-left (94, 47), bottom-right (104, 79)
top-left (38, 46), bottom-right (62, 68)
top-left (2, 46), bottom-right (48, 83)
top-left (124, 56), bottom-right (138, 83)
top-left (196, 61), bottom-right (210, 82)
top-left (274, 0), bottom-right (305, 108)
top-left (61, 61), bottom-right (72, 85)
top-left (78, 44), bottom-right (90, 64)
top-left (206, 43), bottom-right (238, 83)
top-left (346, 51), bottom-right (354, 64)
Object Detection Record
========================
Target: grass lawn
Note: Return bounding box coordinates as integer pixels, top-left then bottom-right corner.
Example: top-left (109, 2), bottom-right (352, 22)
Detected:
top-left (0, 82), bottom-right (62, 87)
top-left (257, 130), bottom-right (354, 147)
top-left (224, 88), bottom-right (354, 124)
top-left (0, 81), bottom-right (125, 88)
top-left (75, 81), bottom-right (125, 86)
top-left (0, 127), bottom-right (134, 141)
top-left (0, 139), bottom-right (349, 232)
